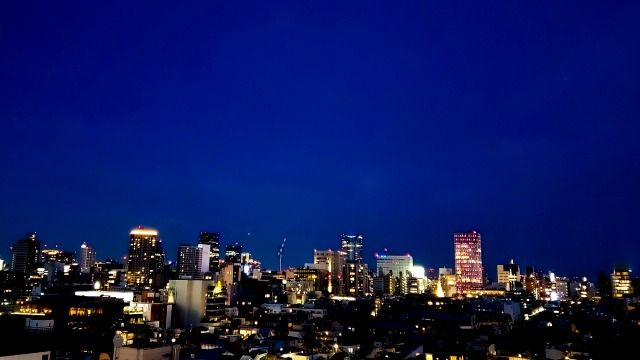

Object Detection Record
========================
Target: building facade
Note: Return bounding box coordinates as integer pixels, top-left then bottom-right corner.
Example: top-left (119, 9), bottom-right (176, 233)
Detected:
top-left (340, 234), bottom-right (364, 262)
top-left (313, 249), bottom-right (346, 294)
top-left (198, 232), bottom-right (220, 273)
top-left (126, 226), bottom-right (165, 288)
top-left (10, 232), bottom-right (41, 274)
top-left (177, 244), bottom-right (210, 279)
top-left (80, 242), bottom-right (97, 274)
top-left (612, 267), bottom-right (633, 298)
top-left (454, 230), bottom-right (483, 294)
top-left (496, 259), bottom-right (519, 291)
top-left (224, 243), bottom-right (242, 264)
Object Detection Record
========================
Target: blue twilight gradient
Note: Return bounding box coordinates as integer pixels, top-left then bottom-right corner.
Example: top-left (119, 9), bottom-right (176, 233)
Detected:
top-left (1, 1), bottom-right (639, 277)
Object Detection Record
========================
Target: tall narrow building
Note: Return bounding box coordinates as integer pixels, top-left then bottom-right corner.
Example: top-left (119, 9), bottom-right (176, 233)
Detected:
top-left (79, 242), bottom-right (96, 274)
top-left (198, 232), bottom-right (220, 273)
top-left (126, 226), bottom-right (165, 288)
top-left (454, 230), bottom-right (483, 294)
top-left (340, 234), bottom-right (364, 262)
top-left (612, 266), bottom-right (633, 298)
top-left (10, 232), bottom-right (41, 274)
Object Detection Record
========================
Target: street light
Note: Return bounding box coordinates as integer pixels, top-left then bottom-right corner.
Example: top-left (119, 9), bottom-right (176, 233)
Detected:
top-left (171, 338), bottom-right (178, 360)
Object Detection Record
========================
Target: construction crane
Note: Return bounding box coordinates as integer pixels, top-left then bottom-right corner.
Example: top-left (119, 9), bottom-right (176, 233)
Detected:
top-left (277, 236), bottom-right (287, 272)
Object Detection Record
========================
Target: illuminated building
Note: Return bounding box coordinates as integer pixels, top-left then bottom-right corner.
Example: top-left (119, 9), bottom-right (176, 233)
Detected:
top-left (578, 276), bottom-right (591, 299)
top-left (612, 267), bottom-right (633, 298)
top-left (198, 232), bottom-right (220, 273)
top-left (340, 234), bottom-right (364, 262)
top-left (555, 276), bottom-right (569, 300)
top-left (126, 226), bottom-right (165, 288)
top-left (376, 254), bottom-right (413, 278)
top-left (454, 230), bottom-right (483, 294)
top-left (343, 260), bottom-right (369, 296)
top-left (225, 243), bottom-right (242, 264)
top-left (41, 246), bottom-right (74, 264)
top-left (375, 253), bottom-right (413, 294)
top-left (177, 244), bottom-right (210, 279)
top-left (438, 268), bottom-right (456, 297)
top-left (313, 249), bottom-right (346, 294)
top-left (80, 242), bottom-right (96, 274)
top-left (542, 272), bottom-right (559, 301)
top-left (204, 281), bottom-right (226, 324)
top-left (496, 260), bottom-right (519, 291)
top-left (10, 232), bottom-right (41, 274)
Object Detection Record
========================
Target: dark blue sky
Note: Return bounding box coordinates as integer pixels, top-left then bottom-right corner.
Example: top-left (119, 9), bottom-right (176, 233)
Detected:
top-left (1, 1), bottom-right (639, 277)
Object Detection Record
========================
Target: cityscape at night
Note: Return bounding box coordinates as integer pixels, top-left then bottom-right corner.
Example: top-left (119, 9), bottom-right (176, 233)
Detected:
top-left (1, 1), bottom-right (640, 360)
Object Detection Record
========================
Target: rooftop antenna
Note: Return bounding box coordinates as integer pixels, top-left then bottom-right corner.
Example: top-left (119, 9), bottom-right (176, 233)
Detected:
top-left (277, 236), bottom-right (287, 272)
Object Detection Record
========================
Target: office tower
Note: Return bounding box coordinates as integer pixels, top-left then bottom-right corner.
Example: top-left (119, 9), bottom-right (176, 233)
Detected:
top-left (612, 266), bottom-right (633, 298)
top-left (10, 232), bottom-right (41, 274)
top-left (198, 232), bottom-right (220, 273)
top-left (340, 234), bottom-right (364, 262)
top-left (375, 253), bottom-right (413, 294)
top-left (79, 242), bottom-right (96, 274)
top-left (454, 230), bottom-right (483, 294)
top-left (225, 243), bottom-right (242, 264)
top-left (376, 254), bottom-right (413, 277)
top-left (126, 226), bottom-right (165, 288)
top-left (496, 259), bottom-right (520, 291)
top-left (313, 249), bottom-right (346, 294)
top-left (177, 244), bottom-right (210, 279)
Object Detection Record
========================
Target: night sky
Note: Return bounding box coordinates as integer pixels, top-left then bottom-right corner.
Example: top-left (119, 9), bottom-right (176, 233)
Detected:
top-left (1, 1), bottom-right (639, 277)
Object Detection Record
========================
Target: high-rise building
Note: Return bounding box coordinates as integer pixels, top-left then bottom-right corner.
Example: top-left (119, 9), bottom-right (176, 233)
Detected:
top-left (225, 243), bottom-right (242, 264)
top-left (340, 234), bottom-right (364, 262)
top-left (313, 249), bottom-right (346, 294)
top-left (612, 267), bottom-right (633, 298)
top-left (496, 259), bottom-right (520, 291)
top-left (177, 244), bottom-right (210, 279)
top-left (80, 242), bottom-right (96, 274)
top-left (376, 254), bottom-right (413, 277)
top-left (344, 260), bottom-right (369, 296)
top-left (10, 232), bottom-right (41, 274)
top-left (375, 253), bottom-right (413, 294)
top-left (126, 226), bottom-right (165, 288)
top-left (454, 230), bottom-right (483, 294)
top-left (41, 247), bottom-right (74, 264)
top-left (198, 232), bottom-right (220, 273)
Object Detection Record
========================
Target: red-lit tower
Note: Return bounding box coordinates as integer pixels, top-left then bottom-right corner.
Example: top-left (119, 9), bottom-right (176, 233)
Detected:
top-left (454, 230), bottom-right (483, 294)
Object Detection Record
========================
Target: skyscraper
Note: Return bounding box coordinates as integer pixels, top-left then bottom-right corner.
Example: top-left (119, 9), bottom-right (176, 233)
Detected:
top-left (79, 242), bottom-right (96, 274)
top-left (376, 254), bottom-right (413, 277)
top-left (126, 226), bottom-right (165, 288)
top-left (313, 249), bottom-right (346, 294)
top-left (10, 232), bottom-right (41, 274)
top-left (225, 243), bottom-right (242, 264)
top-left (454, 230), bottom-right (483, 294)
top-left (340, 234), bottom-right (364, 262)
top-left (198, 232), bottom-right (220, 273)
top-left (612, 266), bottom-right (633, 298)
top-left (177, 244), bottom-right (210, 279)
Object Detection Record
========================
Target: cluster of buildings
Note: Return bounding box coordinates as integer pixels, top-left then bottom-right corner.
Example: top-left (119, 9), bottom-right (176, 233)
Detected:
top-left (0, 228), bottom-right (638, 360)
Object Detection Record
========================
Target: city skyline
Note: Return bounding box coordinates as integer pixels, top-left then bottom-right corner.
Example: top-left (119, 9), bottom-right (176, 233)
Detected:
top-left (1, 1), bottom-right (640, 277)
top-left (2, 226), bottom-right (633, 280)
